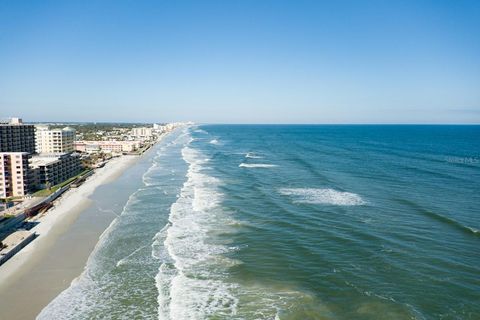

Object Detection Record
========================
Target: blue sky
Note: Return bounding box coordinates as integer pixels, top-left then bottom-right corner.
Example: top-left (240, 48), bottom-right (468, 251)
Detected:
top-left (1, 0), bottom-right (479, 123)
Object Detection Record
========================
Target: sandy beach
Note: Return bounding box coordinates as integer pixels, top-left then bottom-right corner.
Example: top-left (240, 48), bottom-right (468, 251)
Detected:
top-left (0, 155), bottom-right (139, 320)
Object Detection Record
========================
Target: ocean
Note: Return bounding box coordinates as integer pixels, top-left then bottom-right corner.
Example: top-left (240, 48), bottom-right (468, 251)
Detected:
top-left (38, 125), bottom-right (480, 320)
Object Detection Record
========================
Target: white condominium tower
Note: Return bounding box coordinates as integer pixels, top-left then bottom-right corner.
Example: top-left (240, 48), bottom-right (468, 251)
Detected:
top-left (131, 127), bottom-right (154, 140)
top-left (35, 126), bottom-right (76, 154)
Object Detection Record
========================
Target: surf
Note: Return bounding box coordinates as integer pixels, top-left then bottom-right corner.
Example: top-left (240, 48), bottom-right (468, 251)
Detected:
top-left (245, 152), bottom-right (263, 159)
top-left (155, 141), bottom-right (238, 319)
top-left (239, 163), bottom-right (278, 168)
top-left (279, 188), bottom-right (366, 206)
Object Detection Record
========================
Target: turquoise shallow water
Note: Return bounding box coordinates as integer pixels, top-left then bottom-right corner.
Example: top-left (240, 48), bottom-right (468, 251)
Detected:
top-left (39, 125), bottom-right (480, 319)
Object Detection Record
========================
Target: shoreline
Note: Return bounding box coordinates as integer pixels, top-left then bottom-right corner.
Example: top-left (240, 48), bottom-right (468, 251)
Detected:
top-left (0, 154), bottom-right (139, 319)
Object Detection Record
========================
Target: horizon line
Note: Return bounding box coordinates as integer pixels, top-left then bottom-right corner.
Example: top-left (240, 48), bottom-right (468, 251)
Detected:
top-left (21, 121), bottom-right (480, 126)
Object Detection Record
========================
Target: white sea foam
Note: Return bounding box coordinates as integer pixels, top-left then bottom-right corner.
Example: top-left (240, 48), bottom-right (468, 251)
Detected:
top-left (245, 152), bottom-right (263, 159)
top-left (239, 163), bottom-right (277, 168)
top-left (151, 223), bottom-right (173, 263)
top-left (209, 139), bottom-right (220, 145)
top-left (155, 144), bottom-right (239, 319)
top-left (467, 227), bottom-right (479, 234)
top-left (279, 188), bottom-right (366, 206)
top-left (116, 244), bottom-right (150, 267)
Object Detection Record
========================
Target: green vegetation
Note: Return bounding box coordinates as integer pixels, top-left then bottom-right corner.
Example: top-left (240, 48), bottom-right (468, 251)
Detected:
top-left (81, 152), bottom-right (110, 168)
top-left (0, 196), bottom-right (23, 203)
top-left (32, 186), bottom-right (59, 197)
top-left (32, 169), bottom-right (92, 197)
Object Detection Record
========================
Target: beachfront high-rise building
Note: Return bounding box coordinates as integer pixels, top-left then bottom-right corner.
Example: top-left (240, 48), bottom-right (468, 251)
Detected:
top-left (35, 126), bottom-right (76, 154)
top-left (130, 127), bottom-right (154, 140)
top-left (0, 118), bottom-right (36, 153)
top-left (0, 152), bottom-right (32, 198)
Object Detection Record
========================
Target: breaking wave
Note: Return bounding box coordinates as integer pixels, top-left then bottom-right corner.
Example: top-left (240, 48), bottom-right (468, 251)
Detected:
top-left (279, 188), bottom-right (366, 206)
top-left (239, 163), bottom-right (277, 168)
top-left (154, 144), bottom-right (239, 319)
top-left (245, 152), bottom-right (263, 159)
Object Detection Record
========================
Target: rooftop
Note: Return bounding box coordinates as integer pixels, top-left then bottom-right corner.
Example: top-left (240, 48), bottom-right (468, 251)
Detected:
top-left (30, 156), bottom-right (60, 168)
top-left (30, 153), bottom-right (72, 168)
top-left (0, 151), bottom-right (30, 156)
top-left (0, 117), bottom-right (26, 125)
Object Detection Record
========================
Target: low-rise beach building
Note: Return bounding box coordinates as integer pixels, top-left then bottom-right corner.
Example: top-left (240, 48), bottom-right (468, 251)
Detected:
top-left (74, 140), bottom-right (141, 154)
top-left (30, 153), bottom-right (82, 188)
